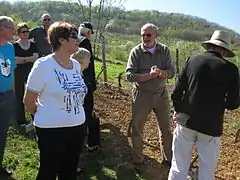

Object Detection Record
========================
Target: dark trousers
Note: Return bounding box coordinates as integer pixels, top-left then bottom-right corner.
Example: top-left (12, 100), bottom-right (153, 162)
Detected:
top-left (14, 67), bottom-right (31, 125)
top-left (35, 124), bottom-right (85, 180)
top-left (0, 90), bottom-right (15, 166)
top-left (83, 91), bottom-right (100, 147)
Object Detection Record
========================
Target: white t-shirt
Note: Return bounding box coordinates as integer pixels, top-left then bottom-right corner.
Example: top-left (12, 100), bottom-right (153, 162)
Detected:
top-left (26, 54), bottom-right (88, 128)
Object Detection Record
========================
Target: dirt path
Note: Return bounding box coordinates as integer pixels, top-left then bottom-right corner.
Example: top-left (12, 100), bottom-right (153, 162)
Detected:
top-left (94, 85), bottom-right (240, 180)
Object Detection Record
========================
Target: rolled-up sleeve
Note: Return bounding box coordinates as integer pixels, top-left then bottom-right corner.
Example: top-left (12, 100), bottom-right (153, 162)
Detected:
top-left (26, 58), bottom-right (47, 93)
top-left (126, 48), bottom-right (139, 82)
top-left (164, 46), bottom-right (175, 79)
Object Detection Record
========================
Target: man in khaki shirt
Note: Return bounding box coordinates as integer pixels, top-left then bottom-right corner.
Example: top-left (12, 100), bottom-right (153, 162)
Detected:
top-left (126, 23), bottom-right (175, 166)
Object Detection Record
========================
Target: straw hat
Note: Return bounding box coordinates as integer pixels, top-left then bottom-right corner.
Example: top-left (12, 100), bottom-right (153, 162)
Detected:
top-left (201, 30), bottom-right (235, 57)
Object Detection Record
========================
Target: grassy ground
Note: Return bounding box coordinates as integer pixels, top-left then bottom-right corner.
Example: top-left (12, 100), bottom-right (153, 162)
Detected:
top-left (94, 61), bottom-right (175, 88)
top-left (95, 61), bottom-right (126, 83)
top-left (3, 122), bottom-right (145, 180)
top-left (3, 126), bottom-right (39, 180)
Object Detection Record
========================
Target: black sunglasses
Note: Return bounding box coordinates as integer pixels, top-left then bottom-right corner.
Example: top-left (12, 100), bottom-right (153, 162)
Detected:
top-left (43, 18), bottom-right (51, 21)
top-left (141, 33), bottom-right (152, 37)
top-left (69, 32), bottom-right (78, 39)
top-left (21, 30), bottom-right (29, 33)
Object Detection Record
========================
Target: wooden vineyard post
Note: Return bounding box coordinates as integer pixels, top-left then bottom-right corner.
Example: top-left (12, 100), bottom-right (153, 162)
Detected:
top-left (176, 48), bottom-right (180, 79)
top-left (100, 34), bottom-right (107, 83)
top-left (235, 129), bottom-right (240, 142)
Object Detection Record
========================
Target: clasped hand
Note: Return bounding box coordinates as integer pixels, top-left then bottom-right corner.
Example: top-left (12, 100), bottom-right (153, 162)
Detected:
top-left (149, 65), bottom-right (168, 79)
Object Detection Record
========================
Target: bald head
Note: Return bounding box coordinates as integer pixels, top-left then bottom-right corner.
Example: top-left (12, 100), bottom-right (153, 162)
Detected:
top-left (41, 13), bottom-right (52, 29)
top-left (41, 14), bottom-right (51, 21)
top-left (141, 23), bottom-right (158, 48)
top-left (141, 23), bottom-right (158, 35)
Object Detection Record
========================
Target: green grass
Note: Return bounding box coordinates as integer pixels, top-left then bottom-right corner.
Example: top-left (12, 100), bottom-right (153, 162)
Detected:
top-left (3, 127), bottom-right (39, 180)
top-left (95, 61), bottom-right (127, 84)
top-left (3, 123), bottom-right (146, 180)
top-left (95, 60), bottom-right (176, 88)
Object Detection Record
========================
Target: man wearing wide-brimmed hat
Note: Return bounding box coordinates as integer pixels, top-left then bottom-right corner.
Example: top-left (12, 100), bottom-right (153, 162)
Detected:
top-left (168, 30), bottom-right (240, 180)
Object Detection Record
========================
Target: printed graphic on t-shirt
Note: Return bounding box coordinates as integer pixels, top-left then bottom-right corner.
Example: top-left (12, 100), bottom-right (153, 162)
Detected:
top-left (0, 53), bottom-right (11, 77)
top-left (54, 69), bottom-right (87, 114)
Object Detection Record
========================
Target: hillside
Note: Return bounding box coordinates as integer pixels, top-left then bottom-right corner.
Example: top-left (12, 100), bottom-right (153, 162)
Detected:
top-left (0, 0), bottom-right (239, 43)
top-left (1, 0), bottom-right (240, 68)
top-left (106, 10), bottom-right (239, 42)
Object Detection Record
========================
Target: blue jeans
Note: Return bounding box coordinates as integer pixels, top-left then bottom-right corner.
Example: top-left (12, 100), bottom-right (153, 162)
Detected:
top-left (0, 90), bottom-right (15, 166)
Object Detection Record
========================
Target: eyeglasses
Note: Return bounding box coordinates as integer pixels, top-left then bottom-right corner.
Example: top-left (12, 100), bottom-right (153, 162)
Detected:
top-left (69, 32), bottom-right (78, 39)
top-left (21, 30), bottom-right (29, 33)
top-left (43, 19), bottom-right (51, 22)
top-left (141, 34), bottom-right (152, 37)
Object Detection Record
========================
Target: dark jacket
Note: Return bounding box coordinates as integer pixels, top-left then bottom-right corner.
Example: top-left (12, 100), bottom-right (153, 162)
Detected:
top-left (171, 51), bottom-right (240, 137)
top-left (29, 27), bottom-right (52, 57)
top-left (79, 36), bottom-right (96, 92)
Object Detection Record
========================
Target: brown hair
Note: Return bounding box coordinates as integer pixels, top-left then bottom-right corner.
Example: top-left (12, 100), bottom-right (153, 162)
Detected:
top-left (17, 22), bottom-right (28, 34)
top-left (47, 21), bottom-right (76, 51)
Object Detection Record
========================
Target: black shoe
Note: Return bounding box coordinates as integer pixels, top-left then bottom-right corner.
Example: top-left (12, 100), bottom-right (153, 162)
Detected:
top-left (161, 160), bottom-right (171, 167)
top-left (0, 167), bottom-right (12, 176)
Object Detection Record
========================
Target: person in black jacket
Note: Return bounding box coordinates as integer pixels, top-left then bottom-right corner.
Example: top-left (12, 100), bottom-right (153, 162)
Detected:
top-left (78, 22), bottom-right (99, 152)
top-left (168, 30), bottom-right (240, 180)
top-left (29, 14), bottom-right (52, 57)
top-left (14, 22), bottom-right (39, 126)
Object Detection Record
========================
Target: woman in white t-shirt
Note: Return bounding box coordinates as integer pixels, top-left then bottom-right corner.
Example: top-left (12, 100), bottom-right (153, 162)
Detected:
top-left (23, 22), bottom-right (87, 180)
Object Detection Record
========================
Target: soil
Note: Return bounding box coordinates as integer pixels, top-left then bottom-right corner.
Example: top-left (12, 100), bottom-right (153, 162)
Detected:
top-left (93, 84), bottom-right (240, 180)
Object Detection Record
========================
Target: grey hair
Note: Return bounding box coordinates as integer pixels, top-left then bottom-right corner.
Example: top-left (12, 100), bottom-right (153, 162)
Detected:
top-left (141, 23), bottom-right (158, 35)
top-left (0, 16), bottom-right (14, 27)
top-left (78, 26), bottom-right (90, 35)
top-left (71, 47), bottom-right (90, 64)
top-left (41, 13), bottom-right (51, 20)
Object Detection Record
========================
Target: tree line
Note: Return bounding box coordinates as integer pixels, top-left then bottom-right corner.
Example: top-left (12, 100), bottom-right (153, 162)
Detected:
top-left (0, 0), bottom-right (239, 43)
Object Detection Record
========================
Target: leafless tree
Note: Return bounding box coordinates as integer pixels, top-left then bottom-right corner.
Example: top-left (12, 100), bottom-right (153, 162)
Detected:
top-left (67, 0), bottom-right (127, 56)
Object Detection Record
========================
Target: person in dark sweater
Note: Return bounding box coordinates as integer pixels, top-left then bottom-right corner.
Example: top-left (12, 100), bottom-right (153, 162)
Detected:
top-left (13, 22), bottom-right (39, 126)
top-left (78, 22), bottom-right (99, 152)
top-left (168, 30), bottom-right (240, 180)
top-left (29, 14), bottom-right (52, 57)
top-left (126, 23), bottom-right (175, 166)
